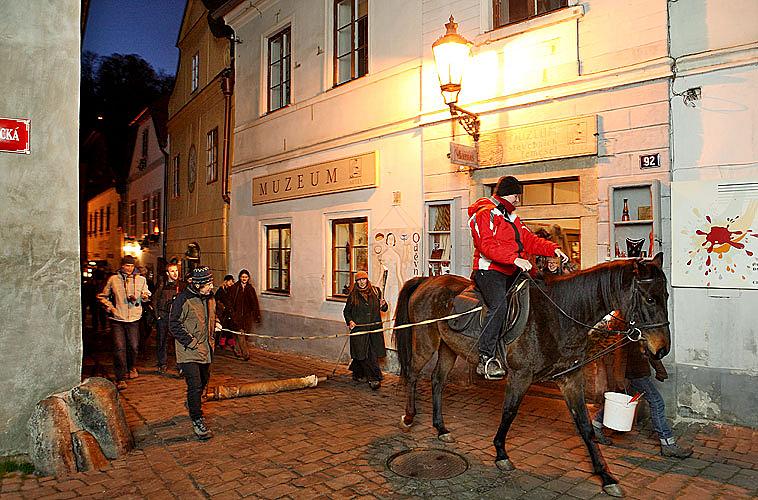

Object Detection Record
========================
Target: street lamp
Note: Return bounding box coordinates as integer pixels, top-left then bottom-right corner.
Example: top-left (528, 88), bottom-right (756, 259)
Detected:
top-left (432, 15), bottom-right (480, 142)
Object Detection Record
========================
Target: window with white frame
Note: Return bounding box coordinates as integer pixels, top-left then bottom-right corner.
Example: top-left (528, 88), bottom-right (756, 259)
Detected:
top-left (266, 224), bottom-right (291, 293)
top-left (206, 127), bottom-right (218, 183)
top-left (268, 27), bottom-right (291, 112)
top-left (141, 197), bottom-right (150, 237)
top-left (334, 0), bottom-right (368, 86)
top-left (106, 205), bottom-right (111, 232)
top-left (191, 52), bottom-right (199, 92)
top-left (427, 203), bottom-right (453, 276)
top-left (129, 201), bottom-right (137, 238)
top-left (172, 155), bottom-right (180, 198)
top-left (493, 0), bottom-right (568, 28)
top-left (331, 217), bottom-right (368, 297)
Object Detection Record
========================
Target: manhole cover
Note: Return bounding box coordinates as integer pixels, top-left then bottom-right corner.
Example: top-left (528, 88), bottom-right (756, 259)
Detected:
top-left (387, 449), bottom-right (468, 479)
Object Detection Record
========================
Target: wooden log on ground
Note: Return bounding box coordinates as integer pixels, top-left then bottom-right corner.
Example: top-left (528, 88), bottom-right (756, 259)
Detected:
top-left (207, 374), bottom-right (326, 401)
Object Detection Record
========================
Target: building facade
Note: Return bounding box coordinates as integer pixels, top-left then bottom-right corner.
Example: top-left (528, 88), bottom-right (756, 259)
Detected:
top-left (86, 187), bottom-right (122, 271)
top-left (125, 103), bottom-right (168, 279)
top-left (219, 0), bottom-right (756, 424)
top-left (668, 0), bottom-right (758, 426)
top-left (167, 0), bottom-right (232, 281)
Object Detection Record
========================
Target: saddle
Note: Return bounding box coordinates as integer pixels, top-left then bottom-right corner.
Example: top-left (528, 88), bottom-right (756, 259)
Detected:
top-left (448, 275), bottom-right (530, 345)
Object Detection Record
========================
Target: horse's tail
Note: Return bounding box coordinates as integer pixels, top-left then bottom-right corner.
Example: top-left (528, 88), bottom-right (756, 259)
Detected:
top-left (393, 276), bottom-right (428, 382)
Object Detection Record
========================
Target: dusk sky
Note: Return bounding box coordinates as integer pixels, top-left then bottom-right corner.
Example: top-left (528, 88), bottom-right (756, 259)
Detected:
top-left (83, 0), bottom-right (186, 75)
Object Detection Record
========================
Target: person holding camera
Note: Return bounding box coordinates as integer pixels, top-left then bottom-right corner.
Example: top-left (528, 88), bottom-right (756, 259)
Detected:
top-left (98, 255), bottom-right (151, 390)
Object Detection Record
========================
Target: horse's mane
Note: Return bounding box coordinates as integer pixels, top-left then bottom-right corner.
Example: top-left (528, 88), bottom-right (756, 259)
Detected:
top-left (544, 260), bottom-right (635, 329)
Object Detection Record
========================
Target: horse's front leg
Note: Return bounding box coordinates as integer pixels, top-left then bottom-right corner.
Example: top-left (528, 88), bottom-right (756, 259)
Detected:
top-left (493, 372), bottom-right (530, 471)
top-left (556, 372), bottom-right (622, 497)
top-left (431, 342), bottom-right (457, 442)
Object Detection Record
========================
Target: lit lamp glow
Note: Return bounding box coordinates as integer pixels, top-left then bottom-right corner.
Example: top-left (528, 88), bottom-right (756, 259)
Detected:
top-left (123, 239), bottom-right (142, 258)
top-left (432, 16), bottom-right (480, 141)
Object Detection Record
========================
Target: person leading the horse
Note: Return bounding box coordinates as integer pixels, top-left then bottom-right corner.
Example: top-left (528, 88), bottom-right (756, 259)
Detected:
top-left (468, 175), bottom-right (569, 379)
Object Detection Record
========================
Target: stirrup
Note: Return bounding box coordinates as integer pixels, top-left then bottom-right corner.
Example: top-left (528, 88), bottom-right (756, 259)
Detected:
top-left (484, 357), bottom-right (505, 380)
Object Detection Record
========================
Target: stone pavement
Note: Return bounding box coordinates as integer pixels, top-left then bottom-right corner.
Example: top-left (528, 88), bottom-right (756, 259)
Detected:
top-left (2, 347), bottom-right (756, 499)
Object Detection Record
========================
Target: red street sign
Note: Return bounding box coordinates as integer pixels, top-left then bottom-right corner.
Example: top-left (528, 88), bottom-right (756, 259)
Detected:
top-left (0, 117), bottom-right (31, 154)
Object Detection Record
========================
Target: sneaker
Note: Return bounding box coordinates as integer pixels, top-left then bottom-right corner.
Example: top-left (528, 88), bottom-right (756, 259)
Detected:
top-left (593, 425), bottom-right (613, 445)
top-left (369, 380), bottom-right (381, 390)
top-left (116, 380), bottom-right (128, 391)
top-left (128, 368), bottom-right (139, 379)
top-left (661, 442), bottom-right (693, 458)
top-left (192, 418), bottom-right (213, 440)
top-left (476, 355), bottom-right (506, 380)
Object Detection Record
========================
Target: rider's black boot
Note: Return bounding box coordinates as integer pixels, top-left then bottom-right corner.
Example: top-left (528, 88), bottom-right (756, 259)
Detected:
top-left (476, 355), bottom-right (506, 380)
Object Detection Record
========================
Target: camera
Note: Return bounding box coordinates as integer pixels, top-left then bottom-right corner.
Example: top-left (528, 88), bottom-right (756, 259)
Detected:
top-left (127, 295), bottom-right (137, 304)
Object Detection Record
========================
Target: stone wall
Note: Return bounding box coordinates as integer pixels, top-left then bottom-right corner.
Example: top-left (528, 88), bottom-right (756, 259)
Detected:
top-left (0, 1), bottom-right (82, 454)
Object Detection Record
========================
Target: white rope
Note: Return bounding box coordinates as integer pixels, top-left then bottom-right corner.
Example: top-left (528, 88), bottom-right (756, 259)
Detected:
top-left (219, 306), bottom-right (482, 341)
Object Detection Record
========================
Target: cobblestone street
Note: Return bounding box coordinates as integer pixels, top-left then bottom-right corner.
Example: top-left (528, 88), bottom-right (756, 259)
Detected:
top-left (2, 345), bottom-right (756, 499)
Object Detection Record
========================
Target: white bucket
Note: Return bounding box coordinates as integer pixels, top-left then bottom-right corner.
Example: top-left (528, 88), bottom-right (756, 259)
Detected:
top-left (602, 392), bottom-right (638, 431)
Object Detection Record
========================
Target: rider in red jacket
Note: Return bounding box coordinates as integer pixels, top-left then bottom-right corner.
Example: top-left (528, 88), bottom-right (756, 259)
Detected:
top-left (468, 176), bottom-right (568, 379)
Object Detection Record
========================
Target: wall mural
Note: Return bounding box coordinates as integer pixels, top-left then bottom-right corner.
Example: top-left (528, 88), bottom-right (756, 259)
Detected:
top-left (672, 180), bottom-right (758, 289)
top-left (371, 228), bottom-right (421, 347)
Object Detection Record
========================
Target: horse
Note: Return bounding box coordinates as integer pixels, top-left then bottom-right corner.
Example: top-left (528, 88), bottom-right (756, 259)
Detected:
top-left (393, 253), bottom-right (670, 497)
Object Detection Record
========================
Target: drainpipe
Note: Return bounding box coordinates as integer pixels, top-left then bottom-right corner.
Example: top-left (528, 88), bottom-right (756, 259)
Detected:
top-left (220, 31), bottom-right (236, 276)
top-left (161, 147), bottom-right (169, 262)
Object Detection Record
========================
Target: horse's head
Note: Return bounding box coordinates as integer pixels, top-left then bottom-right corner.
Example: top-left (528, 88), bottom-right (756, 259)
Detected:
top-left (628, 252), bottom-right (670, 360)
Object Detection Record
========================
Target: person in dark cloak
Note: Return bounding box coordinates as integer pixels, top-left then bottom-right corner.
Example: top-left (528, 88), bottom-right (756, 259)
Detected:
top-left (228, 269), bottom-right (261, 360)
top-left (343, 271), bottom-right (389, 390)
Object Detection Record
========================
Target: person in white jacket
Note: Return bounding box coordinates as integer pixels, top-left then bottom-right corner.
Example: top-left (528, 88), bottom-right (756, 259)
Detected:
top-left (98, 255), bottom-right (151, 390)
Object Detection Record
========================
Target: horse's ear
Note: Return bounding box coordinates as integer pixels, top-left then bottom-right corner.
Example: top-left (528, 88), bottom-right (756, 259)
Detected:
top-left (651, 252), bottom-right (664, 268)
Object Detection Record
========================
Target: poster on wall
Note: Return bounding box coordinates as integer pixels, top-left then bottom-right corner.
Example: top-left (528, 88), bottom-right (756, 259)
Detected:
top-left (671, 180), bottom-right (758, 289)
top-left (371, 228), bottom-right (422, 347)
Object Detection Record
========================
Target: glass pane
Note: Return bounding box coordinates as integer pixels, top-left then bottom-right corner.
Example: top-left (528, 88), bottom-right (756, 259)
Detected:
top-left (357, 0), bottom-right (368, 18)
top-left (430, 233), bottom-right (450, 260)
top-left (268, 270), bottom-right (280, 290)
top-left (523, 218), bottom-right (581, 272)
top-left (271, 61), bottom-right (281, 86)
top-left (336, 271), bottom-right (351, 295)
top-left (283, 249), bottom-right (290, 269)
top-left (522, 183), bottom-right (552, 205)
top-left (357, 47), bottom-right (368, 77)
top-left (354, 221), bottom-right (368, 245)
top-left (506, 0), bottom-right (532, 23)
top-left (282, 270), bottom-right (289, 291)
top-left (553, 180), bottom-right (580, 204)
top-left (282, 57), bottom-right (290, 83)
top-left (336, 247), bottom-right (349, 270)
top-left (354, 247), bottom-right (368, 272)
top-left (336, 0), bottom-right (352, 28)
top-left (335, 223), bottom-right (349, 246)
top-left (268, 228), bottom-right (279, 248)
top-left (283, 81), bottom-right (290, 106)
top-left (337, 27), bottom-right (352, 58)
top-left (282, 31), bottom-right (290, 56)
top-left (269, 249), bottom-right (280, 268)
top-left (356, 17), bottom-right (368, 48)
top-left (270, 88), bottom-right (281, 111)
top-left (270, 38), bottom-right (281, 62)
top-left (338, 55), bottom-right (351, 84)
top-left (430, 204), bottom-right (451, 231)
top-left (537, 0), bottom-right (566, 15)
top-left (282, 227), bottom-right (291, 248)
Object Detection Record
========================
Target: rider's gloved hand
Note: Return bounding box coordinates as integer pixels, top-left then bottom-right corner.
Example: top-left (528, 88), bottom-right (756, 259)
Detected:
top-left (514, 258), bottom-right (532, 272)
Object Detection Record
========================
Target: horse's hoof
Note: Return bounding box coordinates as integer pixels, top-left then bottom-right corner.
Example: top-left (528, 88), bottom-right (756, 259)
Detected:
top-left (438, 433), bottom-right (455, 443)
top-left (603, 484), bottom-right (623, 497)
top-left (399, 415), bottom-right (413, 429)
top-left (495, 459), bottom-right (515, 471)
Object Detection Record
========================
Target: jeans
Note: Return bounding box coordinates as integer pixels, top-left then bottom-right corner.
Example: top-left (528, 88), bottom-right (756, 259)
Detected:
top-left (178, 362), bottom-right (211, 420)
top-left (156, 318), bottom-right (169, 367)
top-left (472, 270), bottom-right (517, 358)
top-left (594, 375), bottom-right (673, 442)
top-left (111, 320), bottom-right (139, 382)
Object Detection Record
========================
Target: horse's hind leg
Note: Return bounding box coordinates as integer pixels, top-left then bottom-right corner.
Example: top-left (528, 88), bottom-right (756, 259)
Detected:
top-left (556, 372), bottom-right (622, 497)
top-left (431, 341), bottom-right (457, 442)
top-left (493, 372), bottom-right (530, 471)
top-left (401, 326), bottom-right (439, 428)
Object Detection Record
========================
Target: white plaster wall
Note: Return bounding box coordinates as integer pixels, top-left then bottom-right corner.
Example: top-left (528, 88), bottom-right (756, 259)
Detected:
top-left (670, 0), bottom-right (758, 58)
top-left (229, 131), bottom-right (422, 322)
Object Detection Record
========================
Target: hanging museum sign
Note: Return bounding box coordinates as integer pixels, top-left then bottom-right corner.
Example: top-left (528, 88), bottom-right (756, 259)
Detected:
top-left (477, 115), bottom-right (596, 167)
top-left (0, 117), bottom-right (31, 154)
top-left (253, 152), bottom-right (377, 205)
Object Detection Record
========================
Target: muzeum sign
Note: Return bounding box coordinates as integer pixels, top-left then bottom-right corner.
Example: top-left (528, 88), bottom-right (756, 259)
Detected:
top-left (252, 152), bottom-right (377, 205)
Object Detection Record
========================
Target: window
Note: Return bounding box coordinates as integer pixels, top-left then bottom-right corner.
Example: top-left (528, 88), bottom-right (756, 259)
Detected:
top-left (520, 178), bottom-right (579, 205)
top-left (332, 217), bottom-right (368, 296)
top-left (428, 203), bottom-right (452, 276)
top-left (141, 197), bottom-right (150, 237)
top-left (99, 207), bottom-right (104, 234)
top-left (268, 27), bottom-right (291, 112)
top-left (88, 213), bottom-right (93, 236)
top-left (493, 0), bottom-right (568, 28)
top-left (334, 0), bottom-right (368, 86)
top-left (191, 52), bottom-right (199, 92)
top-left (92, 211), bottom-right (98, 237)
top-left (151, 192), bottom-right (160, 235)
top-left (266, 225), bottom-right (291, 293)
top-left (106, 205), bottom-right (111, 232)
top-left (206, 128), bottom-right (218, 183)
top-left (172, 155), bottom-right (180, 198)
top-left (129, 201), bottom-right (137, 239)
top-left (141, 128), bottom-right (149, 157)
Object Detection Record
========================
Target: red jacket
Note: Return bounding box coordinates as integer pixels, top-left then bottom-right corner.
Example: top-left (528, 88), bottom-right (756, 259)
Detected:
top-left (468, 196), bottom-right (558, 275)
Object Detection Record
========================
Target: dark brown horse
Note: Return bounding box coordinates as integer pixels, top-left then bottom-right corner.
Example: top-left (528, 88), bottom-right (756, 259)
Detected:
top-left (393, 253), bottom-right (670, 497)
